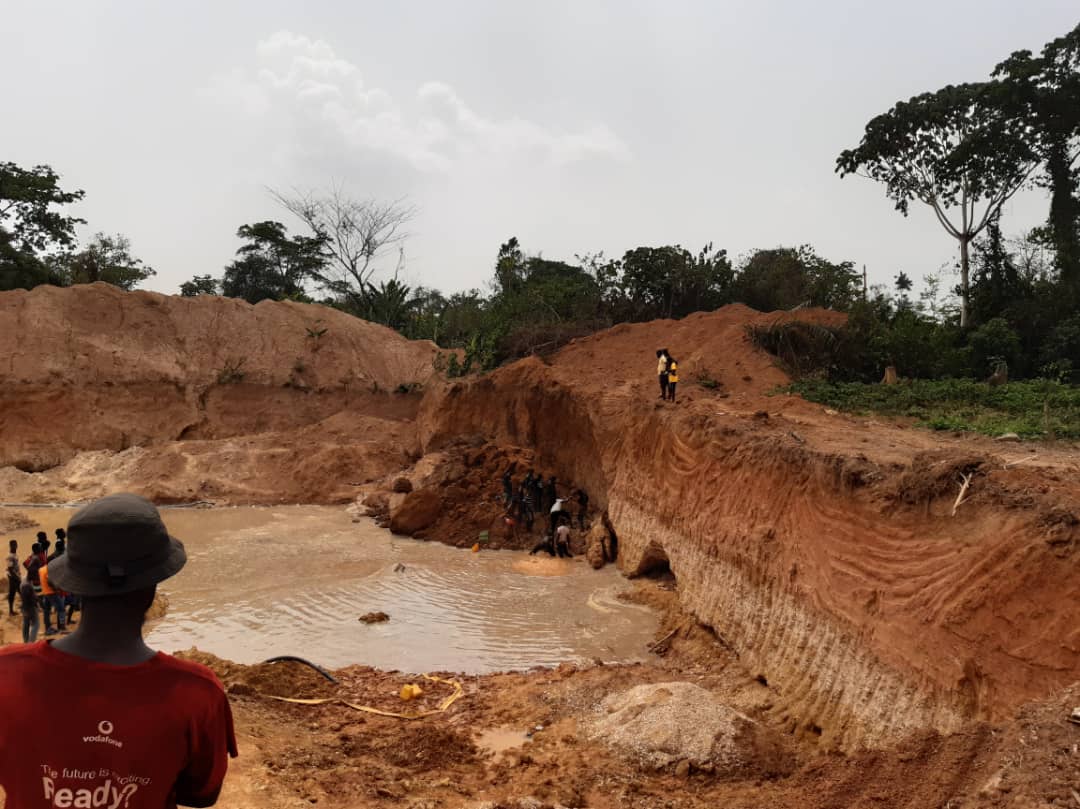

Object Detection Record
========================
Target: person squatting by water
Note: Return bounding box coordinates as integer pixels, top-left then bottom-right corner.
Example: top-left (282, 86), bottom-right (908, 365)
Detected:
top-left (529, 533), bottom-right (555, 556)
top-left (0, 492), bottom-right (238, 807)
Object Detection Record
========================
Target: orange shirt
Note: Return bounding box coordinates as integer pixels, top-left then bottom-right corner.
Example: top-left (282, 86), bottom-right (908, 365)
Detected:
top-left (39, 564), bottom-right (55, 596)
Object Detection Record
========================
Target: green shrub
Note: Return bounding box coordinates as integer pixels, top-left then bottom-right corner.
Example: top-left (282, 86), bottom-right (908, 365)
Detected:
top-left (788, 377), bottom-right (1080, 439)
top-left (967, 317), bottom-right (1021, 378)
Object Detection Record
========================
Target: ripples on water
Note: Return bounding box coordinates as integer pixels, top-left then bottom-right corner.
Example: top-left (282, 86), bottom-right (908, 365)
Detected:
top-left (115, 506), bottom-right (660, 673)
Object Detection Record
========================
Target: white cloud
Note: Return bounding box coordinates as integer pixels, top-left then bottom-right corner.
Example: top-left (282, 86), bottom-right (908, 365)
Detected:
top-left (208, 30), bottom-right (630, 171)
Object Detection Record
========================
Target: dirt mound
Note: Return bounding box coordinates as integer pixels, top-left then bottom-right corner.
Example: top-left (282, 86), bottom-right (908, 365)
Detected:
top-left (586, 681), bottom-right (794, 778)
top-left (389, 488), bottom-right (443, 535)
top-left (0, 283), bottom-right (440, 473)
top-left (176, 649), bottom-right (337, 700)
top-left (0, 508), bottom-right (39, 531)
top-left (884, 450), bottom-right (989, 505)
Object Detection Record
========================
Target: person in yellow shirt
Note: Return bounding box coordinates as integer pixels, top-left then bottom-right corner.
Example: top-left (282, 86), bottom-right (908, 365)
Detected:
top-left (666, 356), bottom-right (679, 402)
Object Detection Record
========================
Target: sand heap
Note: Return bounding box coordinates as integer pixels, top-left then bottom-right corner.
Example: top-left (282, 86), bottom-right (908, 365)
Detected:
top-left (0, 283), bottom-right (441, 502)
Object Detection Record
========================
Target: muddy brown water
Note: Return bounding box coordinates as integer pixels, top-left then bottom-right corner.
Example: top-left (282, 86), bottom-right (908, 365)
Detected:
top-left (19, 506), bottom-right (658, 673)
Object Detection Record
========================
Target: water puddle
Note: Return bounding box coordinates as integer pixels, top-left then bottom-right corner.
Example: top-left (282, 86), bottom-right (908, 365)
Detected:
top-left (476, 727), bottom-right (532, 757)
top-left (18, 506), bottom-right (658, 673)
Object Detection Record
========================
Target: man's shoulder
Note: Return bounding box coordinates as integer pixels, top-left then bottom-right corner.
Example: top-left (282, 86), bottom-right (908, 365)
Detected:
top-left (0, 643), bottom-right (44, 663)
top-left (0, 643), bottom-right (49, 684)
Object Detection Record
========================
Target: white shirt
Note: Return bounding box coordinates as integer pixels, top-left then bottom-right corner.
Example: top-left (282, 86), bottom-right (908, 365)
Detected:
top-left (556, 525), bottom-right (570, 543)
top-left (550, 498), bottom-right (567, 513)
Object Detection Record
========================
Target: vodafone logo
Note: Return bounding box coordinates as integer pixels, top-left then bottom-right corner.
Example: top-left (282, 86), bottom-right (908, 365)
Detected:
top-left (83, 720), bottom-right (122, 748)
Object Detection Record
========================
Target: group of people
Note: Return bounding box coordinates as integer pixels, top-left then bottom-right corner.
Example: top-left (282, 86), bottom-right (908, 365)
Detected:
top-left (499, 463), bottom-right (588, 558)
top-left (656, 348), bottom-right (680, 402)
top-left (6, 528), bottom-right (80, 642)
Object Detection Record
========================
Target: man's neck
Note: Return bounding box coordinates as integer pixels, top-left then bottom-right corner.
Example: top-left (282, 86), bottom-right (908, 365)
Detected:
top-left (52, 608), bottom-right (156, 666)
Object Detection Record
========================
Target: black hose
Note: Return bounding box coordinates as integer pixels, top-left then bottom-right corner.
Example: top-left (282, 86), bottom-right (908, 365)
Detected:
top-left (262, 655), bottom-right (340, 685)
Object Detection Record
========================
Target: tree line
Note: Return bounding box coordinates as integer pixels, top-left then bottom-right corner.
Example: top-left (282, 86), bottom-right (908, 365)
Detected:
top-left (1, 23), bottom-right (1077, 382)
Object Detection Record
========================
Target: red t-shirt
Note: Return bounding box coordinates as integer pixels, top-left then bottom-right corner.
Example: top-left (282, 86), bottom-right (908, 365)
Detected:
top-left (0, 642), bottom-right (237, 808)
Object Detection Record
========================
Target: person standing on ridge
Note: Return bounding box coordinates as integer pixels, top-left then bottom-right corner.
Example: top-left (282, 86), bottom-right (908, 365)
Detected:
top-left (0, 492), bottom-right (237, 807)
top-left (656, 349), bottom-right (669, 399)
top-left (6, 539), bottom-right (19, 616)
top-left (666, 355), bottom-right (679, 403)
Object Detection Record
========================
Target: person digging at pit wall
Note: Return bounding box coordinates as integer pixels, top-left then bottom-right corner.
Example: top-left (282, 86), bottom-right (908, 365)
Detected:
top-left (0, 493), bottom-right (237, 808)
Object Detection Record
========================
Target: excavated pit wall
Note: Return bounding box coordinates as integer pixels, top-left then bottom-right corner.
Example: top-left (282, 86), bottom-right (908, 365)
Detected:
top-left (0, 283), bottom-right (440, 471)
top-left (610, 501), bottom-right (962, 749)
top-left (420, 364), bottom-right (1071, 750)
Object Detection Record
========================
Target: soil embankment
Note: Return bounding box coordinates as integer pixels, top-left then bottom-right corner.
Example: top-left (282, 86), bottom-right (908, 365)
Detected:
top-left (1, 288), bottom-right (1077, 806)
top-left (0, 283), bottom-right (440, 502)
top-left (415, 305), bottom-right (1080, 750)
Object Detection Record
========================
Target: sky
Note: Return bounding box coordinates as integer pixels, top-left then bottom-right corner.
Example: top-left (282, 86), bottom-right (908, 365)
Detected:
top-left (2, 1), bottom-right (1077, 298)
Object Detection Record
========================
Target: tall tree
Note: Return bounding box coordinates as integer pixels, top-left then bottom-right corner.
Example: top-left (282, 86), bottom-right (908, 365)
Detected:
top-left (735, 246), bottom-right (859, 312)
top-left (179, 275), bottom-right (220, 297)
top-left (837, 82), bottom-right (1039, 327)
top-left (993, 24), bottom-right (1080, 293)
top-left (493, 237), bottom-right (525, 297)
top-left (620, 244), bottom-right (732, 320)
top-left (220, 220), bottom-right (326, 304)
top-left (970, 213), bottom-right (1024, 324)
top-left (53, 232), bottom-right (155, 290)
top-left (0, 162), bottom-right (84, 289)
top-left (272, 185), bottom-right (414, 311)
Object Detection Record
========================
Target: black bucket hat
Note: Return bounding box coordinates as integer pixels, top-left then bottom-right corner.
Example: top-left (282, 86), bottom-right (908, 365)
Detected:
top-left (48, 493), bottom-right (187, 597)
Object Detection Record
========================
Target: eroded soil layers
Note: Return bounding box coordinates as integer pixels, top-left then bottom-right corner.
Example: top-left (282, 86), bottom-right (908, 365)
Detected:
top-left (418, 308), bottom-right (1080, 749)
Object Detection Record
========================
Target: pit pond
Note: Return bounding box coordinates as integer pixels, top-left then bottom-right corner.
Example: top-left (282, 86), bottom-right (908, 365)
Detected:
top-left (19, 506), bottom-right (659, 674)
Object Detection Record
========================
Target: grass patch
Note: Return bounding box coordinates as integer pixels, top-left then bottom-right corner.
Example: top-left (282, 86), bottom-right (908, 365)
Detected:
top-left (787, 378), bottom-right (1080, 440)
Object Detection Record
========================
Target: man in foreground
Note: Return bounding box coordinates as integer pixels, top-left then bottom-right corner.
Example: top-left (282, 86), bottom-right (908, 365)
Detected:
top-left (0, 493), bottom-right (238, 807)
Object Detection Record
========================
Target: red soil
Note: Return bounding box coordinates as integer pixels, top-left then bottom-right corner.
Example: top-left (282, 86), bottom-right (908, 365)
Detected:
top-left (1, 288), bottom-right (1077, 807)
